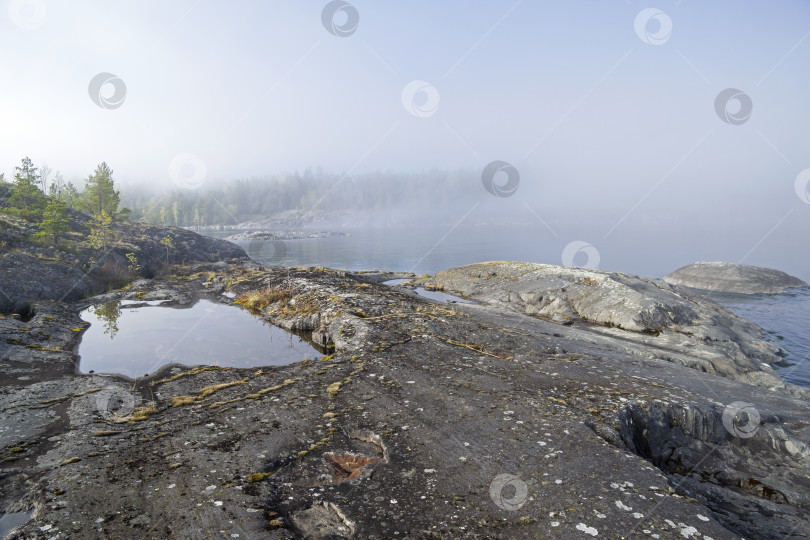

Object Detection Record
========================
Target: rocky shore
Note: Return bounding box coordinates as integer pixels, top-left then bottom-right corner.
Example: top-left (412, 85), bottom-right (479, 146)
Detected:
top-left (224, 231), bottom-right (348, 242)
top-left (2, 219), bottom-right (809, 538)
top-left (664, 262), bottom-right (809, 295)
top-left (411, 262), bottom-right (806, 400)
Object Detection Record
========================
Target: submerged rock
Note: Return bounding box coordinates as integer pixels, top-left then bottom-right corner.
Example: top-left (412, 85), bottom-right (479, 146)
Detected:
top-left (663, 261), bottom-right (809, 294)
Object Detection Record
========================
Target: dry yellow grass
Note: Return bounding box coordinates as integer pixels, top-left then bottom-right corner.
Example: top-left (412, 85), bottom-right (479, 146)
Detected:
top-left (247, 472), bottom-right (273, 482)
top-left (234, 288), bottom-right (294, 311)
top-left (109, 402), bottom-right (158, 423)
top-left (326, 381), bottom-right (342, 399)
top-left (198, 379), bottom-right (248, 397)
top-left (171, 395), bottom-right (199, 407)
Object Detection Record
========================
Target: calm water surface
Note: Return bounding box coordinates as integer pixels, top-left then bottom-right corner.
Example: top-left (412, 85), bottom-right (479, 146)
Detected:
top-left (711, 290), bottom-right (810, 388)
top-left (78, 299), bottom-right (320, 378)
top-left (0, 511), bottom-right (33, 537)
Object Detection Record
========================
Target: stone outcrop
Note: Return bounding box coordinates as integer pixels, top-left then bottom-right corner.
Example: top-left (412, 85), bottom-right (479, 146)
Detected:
top-left (2, 262), bottom-right (809, 538)
top-left (663, 261), bottom-right (809, 294)
top-left (0, 212), bottom-right (246, 315)
top-left (413, 261), bottom-right (806, 400)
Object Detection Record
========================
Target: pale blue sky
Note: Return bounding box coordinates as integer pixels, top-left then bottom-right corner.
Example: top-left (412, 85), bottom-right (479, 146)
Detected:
top-left (1, 0), bottom-right (809, 275)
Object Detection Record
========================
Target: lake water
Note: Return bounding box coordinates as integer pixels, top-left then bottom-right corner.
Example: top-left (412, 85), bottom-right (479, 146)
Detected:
top-left (78, 299), bottom-right (320, 379)
top-left (203, 226), bottom-right (810, 388)
top-left (711, 290), bottom-right (810, 388)
top-left (0, 511), bottom-right (33, 537)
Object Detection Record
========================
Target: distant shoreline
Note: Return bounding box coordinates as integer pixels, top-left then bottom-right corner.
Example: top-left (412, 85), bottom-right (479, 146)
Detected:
top-left (222, 230), bottom-right (349, 242)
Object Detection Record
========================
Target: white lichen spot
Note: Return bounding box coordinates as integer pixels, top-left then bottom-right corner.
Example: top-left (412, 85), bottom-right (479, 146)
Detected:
top-left (576, 523), bottom-right (598, 536)
top-left (632, 512), bottom-right (644, 519)
top-left (551, 521), bottom-right (560, 527)
top-left (696, 514), bottom-right (709, 522)
top-left (679, 526), bottom-right (699, 538)
top-left (615, 500), bottom-right (632, 511)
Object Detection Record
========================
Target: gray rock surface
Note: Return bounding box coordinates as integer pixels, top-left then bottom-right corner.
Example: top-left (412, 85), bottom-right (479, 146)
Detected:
top-left (663, 261), bottom-right (809, 294)
top-left (0, 215), bottom-right (246, 315)
top-left (0, 253), bottom-right (93, 312)
top-left (414, 261), bottom-right (807, 400)
top-left (2, 263), bottom-right (809, 538)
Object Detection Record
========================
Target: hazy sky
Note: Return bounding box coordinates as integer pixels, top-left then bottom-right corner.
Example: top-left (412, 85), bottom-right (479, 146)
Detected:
top-left (1, 1), bottom-right (809, 276)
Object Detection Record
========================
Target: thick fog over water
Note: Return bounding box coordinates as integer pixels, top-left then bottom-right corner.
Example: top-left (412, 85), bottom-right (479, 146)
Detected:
top-left (1, 1), bottom-right (809, 279)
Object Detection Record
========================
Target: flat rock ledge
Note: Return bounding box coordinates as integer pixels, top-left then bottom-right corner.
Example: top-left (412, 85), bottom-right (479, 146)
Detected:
top-left (663, 262), bottom-right (809, 295)
top-left (1, 262), bottom-right (809, 539)
top-left (414, 261), bottom-right (807, 401)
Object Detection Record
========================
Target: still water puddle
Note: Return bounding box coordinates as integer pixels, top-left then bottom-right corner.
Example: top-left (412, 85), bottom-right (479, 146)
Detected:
top-left (78, 299), bottom-right (320, 379)
top-left (413, 287), bottom-right (474, 304)
top-left (383, 279), bottom-right (473, 304)
top-left (0, 510), bottom-right (33, 537)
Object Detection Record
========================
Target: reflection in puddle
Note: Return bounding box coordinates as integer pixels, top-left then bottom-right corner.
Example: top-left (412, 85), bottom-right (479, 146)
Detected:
top-left (78, 300), bottom-right (319, 378)
top-left (0, 510), bottom-right (33, 537)
top-left (89, 301), bottom-right (122, 339)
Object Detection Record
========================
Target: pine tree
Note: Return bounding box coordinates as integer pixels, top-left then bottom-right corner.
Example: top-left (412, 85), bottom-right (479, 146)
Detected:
top-left (160, 235), bottom-right (175, 264)
top-left (9, 157), bottom-right (45, 220)
top-left (82, 162), bottom-right (120, 217)
top-left (85, 210), bottom-right (116, 250)
top-left (59, 182), bottom-right (81, 209)
top-left (35, 197), bottom-right (70, 244)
